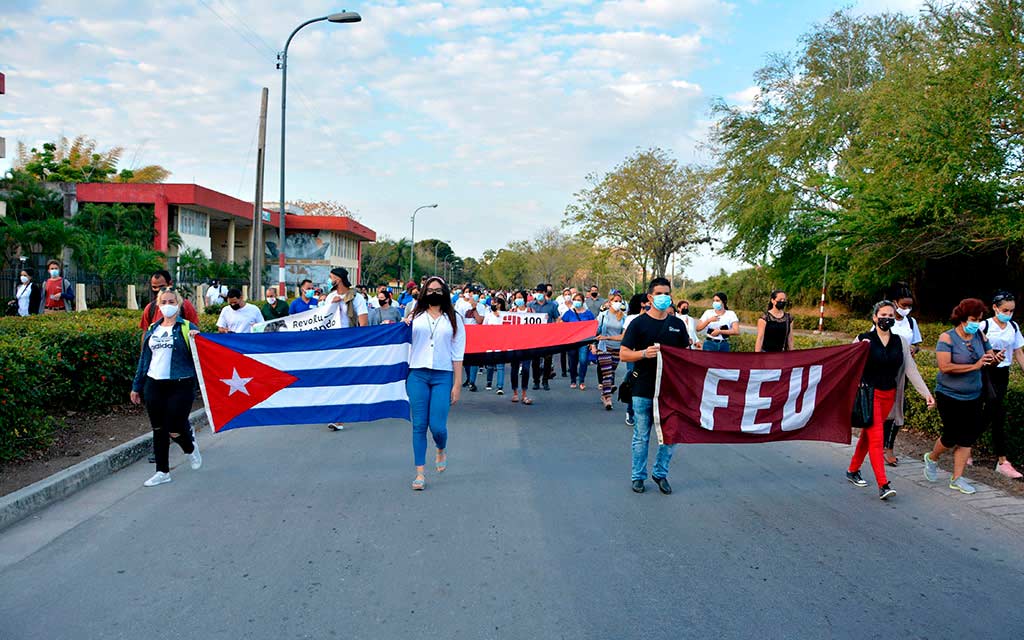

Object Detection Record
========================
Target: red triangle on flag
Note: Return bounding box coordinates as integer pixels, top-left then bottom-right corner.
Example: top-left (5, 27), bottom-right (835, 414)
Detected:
top-left (194, 334), bottom-right (299, 432)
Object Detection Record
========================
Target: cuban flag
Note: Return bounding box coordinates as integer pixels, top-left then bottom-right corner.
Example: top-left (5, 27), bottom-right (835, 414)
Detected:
top-left (192, 323), bottom-right (411, 433)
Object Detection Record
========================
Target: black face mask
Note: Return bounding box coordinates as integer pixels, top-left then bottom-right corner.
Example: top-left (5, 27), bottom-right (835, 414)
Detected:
top-left (877, 317), bottom-right (895, 331)
top-left (679, 307), bottom-right (689, 316)
top-left (775, 301), bottom-right (787, 310)
top-left (424, 292), bottom-right (446, 306)
top-left (590, 292), bottom-right (598, 298)
top-left (230, 303), bottom-right (241, 311)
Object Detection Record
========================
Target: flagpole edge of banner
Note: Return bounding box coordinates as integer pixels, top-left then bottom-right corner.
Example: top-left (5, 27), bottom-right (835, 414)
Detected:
top-left (653, 350), bottom-right (665, 446)
top-left (190, 335), bottom-right (219, 435)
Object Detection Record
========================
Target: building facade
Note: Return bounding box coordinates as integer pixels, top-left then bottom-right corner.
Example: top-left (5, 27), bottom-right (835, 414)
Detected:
top-left (73, 183), bottom-right (375, 288)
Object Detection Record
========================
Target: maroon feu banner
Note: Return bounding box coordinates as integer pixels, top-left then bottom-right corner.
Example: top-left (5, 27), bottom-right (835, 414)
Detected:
top-left (462, 320), bottom-right (598, 366)
top-left (654, 342), bottom-right (869, 446)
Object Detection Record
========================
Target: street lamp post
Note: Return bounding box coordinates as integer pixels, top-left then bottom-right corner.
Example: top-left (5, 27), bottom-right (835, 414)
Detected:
top-left (277, 10), bottom-right (361, 295)
top-left (408, 204), bottom-right (438, 282)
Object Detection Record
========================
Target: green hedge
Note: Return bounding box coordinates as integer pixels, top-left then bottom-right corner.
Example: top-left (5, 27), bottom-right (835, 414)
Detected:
top-left (0, 310), bottom-right (143, 461)
top-left (733, 308), bottom-right (951, 348)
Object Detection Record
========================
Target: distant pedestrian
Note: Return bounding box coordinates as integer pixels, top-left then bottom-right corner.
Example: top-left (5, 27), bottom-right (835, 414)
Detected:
top-left (370, 290), bottom-right (403, 325)
top-left (675, 300), bottom-right (698, 349)
top-left (696, 292), bottom-right (739, 352)
top-left (130, 287), bottom-right (201, 487)
top-left (585, 284), bottom-right (606, 317)
top-left (11, 266), bottom-right (41, 316)
top-left (845, 301), bottom-right (934, 500)
top-left (755, 290), bottom-right (794, 352)
top-left (980, 291), bottom-right (1024, 479)
top-left (484, 297), bottom-right (507, 395)
top-left (883, 284), bottom-right (924, 465)
top-left (290, 279), bottom-right (319, 314)
top-left (205, 279), bottom-right (225, 306)
top-left (620, 277), bottom-right (691, 495)
top-left (509, 291), bottom-right (534, 405)
top-left (528, 284), bottom-right (560, 391)
top-left (923, 298), bottom-right (1000, 495)
top-left (261, 286), bottom-right (290, 321)
top-left (216, 288), bottom-right (263, 334)
top-left (406, 276), bottom-right (465, 490)
top-left (141, 270), bottom-right (199, 329)
top-left (325, 267), bottom-right (368, 328)
top-left (562, 292), bottom-right (596, 389)
top-left (42, 259), bottom-right (75, 313)
top-left (594, 293), bottom-right (626, 410)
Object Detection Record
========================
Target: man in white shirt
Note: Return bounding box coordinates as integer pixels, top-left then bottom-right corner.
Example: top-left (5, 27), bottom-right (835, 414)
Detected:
top-left (206, 280), bottom-right (226, 306)
top-left (454, 287), bottom-right (486, 390)
top-left (217, 288), bottom-right (264, 333)
top-left (325, 267), bottom-right (368, 328)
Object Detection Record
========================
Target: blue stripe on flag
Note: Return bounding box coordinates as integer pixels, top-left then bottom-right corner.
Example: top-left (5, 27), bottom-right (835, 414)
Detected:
top-left (204, 322), bottom-right (410, 354)
top-left (220, 400), bottom-right (411, 431)
top-left (285, 363), bottom-right (409, 388)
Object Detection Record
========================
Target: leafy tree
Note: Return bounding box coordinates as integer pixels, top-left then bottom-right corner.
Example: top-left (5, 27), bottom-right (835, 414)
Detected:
top-left (16, 135), bottom-right (170, 183)
top-left (564, 147), bottom-right (711, 282)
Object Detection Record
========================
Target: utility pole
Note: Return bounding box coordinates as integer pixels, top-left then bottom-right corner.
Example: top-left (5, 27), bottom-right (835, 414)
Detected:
top-left (250, 87), bottom-right (269, 297)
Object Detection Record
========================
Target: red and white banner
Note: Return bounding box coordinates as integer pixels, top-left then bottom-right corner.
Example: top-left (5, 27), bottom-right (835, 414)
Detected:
top-left (654, 342), bottom-right (869, 445)
top-left (462, 320), bottom-right (598, 366)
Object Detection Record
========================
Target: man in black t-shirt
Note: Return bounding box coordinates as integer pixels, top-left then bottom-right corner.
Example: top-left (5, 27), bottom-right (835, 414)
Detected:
top-left (620, 277), bottom-right (691, 495)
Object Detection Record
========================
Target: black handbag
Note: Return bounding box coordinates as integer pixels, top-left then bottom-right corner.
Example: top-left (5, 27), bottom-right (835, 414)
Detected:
top-left (851, 382), bottom-right (874, 428)
top-left (981, 367), bottom-right (998, 401)
top-left (618, 369), bottom-right (639, 404)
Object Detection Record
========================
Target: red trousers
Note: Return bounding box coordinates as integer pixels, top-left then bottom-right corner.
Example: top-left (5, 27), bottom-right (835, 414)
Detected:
top-left (849, 387), bottom-right (895, 487)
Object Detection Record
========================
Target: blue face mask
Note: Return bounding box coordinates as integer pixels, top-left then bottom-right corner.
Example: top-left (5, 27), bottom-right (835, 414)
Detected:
top-left (472, 294), bottom-right (480, 302)
top-left (304, 289), bottom-right (315, 299)
top-left (997, 312), bottom-right (1014, 323)
top-left (712, 301), bottom-right (723, 311)
top-left (652, 294), bottom-right (673, 311)
top-left (572, 300), bottom-right (583, 309)
top-left (964, 321), bottom-right (981, 335)
top-left (514, 298), bottom-right (525, 307)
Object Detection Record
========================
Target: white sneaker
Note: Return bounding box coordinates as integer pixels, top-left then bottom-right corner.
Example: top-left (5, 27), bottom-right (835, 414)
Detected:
top-left (328, 423), bottom-right (345, 431)
top-left (144, 471), bottom-right (172, 487)
top-left (189, 449), bottom-right (202, 470)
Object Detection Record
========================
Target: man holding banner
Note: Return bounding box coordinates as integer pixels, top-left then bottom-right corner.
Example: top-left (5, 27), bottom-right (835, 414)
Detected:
top-left (620, 277), bottom-right (691, 495)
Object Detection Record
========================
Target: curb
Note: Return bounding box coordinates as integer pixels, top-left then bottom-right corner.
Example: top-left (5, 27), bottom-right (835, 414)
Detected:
top-left (0, 408), bottom-right (208, 533)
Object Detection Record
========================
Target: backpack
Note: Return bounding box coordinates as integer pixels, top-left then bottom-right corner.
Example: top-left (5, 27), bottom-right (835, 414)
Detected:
top-left (981, 318), bottom-right (1020, 342)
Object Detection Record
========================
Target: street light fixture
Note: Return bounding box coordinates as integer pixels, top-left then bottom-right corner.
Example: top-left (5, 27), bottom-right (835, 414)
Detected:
top-left (409, 204), bottom-right (438, 282)
top-left (276, 10), bottom-right (361, 295)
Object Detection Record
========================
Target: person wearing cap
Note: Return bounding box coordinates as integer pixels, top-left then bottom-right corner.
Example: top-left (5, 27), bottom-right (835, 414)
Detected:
top-left (397, 280), bottom-right (417, 311)
top-left (325, 267), bottom-right (368, 328)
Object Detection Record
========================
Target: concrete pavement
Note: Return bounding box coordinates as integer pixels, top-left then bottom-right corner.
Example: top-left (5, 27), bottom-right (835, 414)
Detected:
top-left (1, 377), bottom-right (1022, 639)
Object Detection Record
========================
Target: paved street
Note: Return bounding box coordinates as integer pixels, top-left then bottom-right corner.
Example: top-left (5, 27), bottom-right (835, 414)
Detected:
top-left (2, 378), bottom-right (1023, 640)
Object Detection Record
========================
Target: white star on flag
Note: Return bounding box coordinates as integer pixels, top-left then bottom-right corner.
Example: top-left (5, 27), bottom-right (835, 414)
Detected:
top-left (221, 368), bottom-right (253, 396)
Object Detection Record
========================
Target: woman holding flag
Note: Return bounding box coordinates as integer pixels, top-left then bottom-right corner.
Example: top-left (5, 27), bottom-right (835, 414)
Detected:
top-left (130, 287), bottom-right (202, 487)
top-left (406, 276), bottom-right (465, 491)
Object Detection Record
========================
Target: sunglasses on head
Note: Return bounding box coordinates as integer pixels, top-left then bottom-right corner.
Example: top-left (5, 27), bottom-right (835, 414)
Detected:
top-left (994, 292), bottom-right (1015, 304)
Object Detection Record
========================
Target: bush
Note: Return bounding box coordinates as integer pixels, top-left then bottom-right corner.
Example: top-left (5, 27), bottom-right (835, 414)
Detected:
top-left (0, 310), bottom-right (144, 460)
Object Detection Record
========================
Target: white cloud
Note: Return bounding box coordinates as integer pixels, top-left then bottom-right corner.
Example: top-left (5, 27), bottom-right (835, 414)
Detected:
top-left (594, 0), bottom-right (736, 31)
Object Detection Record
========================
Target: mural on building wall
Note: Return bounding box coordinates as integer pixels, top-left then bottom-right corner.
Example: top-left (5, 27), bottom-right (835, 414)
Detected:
top-left (265, 231), bottom-right (331, 261)
top-left (263, 231), bottom-right (334, 288)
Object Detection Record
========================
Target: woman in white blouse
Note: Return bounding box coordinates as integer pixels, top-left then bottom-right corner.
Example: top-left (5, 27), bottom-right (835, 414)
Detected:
top-left (405, 276), bottom-right (465, 490)
top-left (696, 292), bottom-right (740, 352)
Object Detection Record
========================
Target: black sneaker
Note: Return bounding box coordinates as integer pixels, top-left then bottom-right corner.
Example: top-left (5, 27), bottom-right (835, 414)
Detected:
top-left (469, 384), bottom-right (478, 392)
top-left (147, 454), bottom-right (156, 464)
top-left (542, 383), bottom-right (550, 391)
top-left (652, 476), bottom-right (672, 495)
top-left (562, 371), bottom-right (568, 378)
top-left (461, 381), bottom-right (469, 388)
top-left (485, 384), bottom-right (492, 390)
top-left (632, 479), bottom-right (645, 493)
top-left (879, 483), bottom-right (896, 500)
top-left (532, 383), bottom-right (540, 390)
top-left (846, 470), bottom-right (869, 487)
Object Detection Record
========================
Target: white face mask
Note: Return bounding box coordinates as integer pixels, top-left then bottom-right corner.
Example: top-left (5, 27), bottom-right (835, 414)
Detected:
top-left (159, 304), bottom-right (179, 319)
top-left (49, 269), bottom-right (60, 278)
top-left (266, 297), bottom-right (277, 305)
top-left (611, 301), bottom-right (623, 311)
top-left (896, 307), bottom-right (911, 317)
top-left (20, 275), bottom-right (29, 284)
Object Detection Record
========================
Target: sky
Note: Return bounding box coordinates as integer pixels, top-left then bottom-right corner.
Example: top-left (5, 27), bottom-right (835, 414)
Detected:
top-left (0, 0), bottom-right (926, 281)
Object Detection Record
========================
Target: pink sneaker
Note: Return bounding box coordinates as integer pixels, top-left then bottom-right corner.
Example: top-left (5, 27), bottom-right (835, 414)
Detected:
top-left (966, 456), bottom-right (973, 466)
top-left (995, 461), bottom-right (1024, 479)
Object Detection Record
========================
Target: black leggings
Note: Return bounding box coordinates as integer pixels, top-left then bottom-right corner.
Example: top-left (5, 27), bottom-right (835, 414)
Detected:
top-left (144, 378), bottom-right (196, 473)
top-left (510, 360), bottom-right (531, 391)
top-left (531, 356), bottom-right (552, 385)
top-left (982, 366), bottom-right (1011, 457)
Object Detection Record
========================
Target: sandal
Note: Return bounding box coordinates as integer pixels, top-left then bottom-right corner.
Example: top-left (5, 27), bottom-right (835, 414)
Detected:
top-left (579, 384), bottom-right (586, 391)
top-left (522, 396), bottom-right (533, 405)
top-left (411, 476), bottom-right (425, 491)
top-left (511, 392), bottom-right (519, 403)
top-left (884, 455), bottom-right (899, 467)
top-left (436, 454), bottom-right (447, 473)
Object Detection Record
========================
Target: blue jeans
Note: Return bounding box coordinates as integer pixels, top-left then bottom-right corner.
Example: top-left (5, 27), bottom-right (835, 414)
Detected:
top-left (566, 345), bottom-right (590, 384)
top-left (486, 364), bottom-right (505, 389)
top-left (407, 368), bottom-right (453, 467)
top-left (702, 339), bottom-right (730, 352)
top-left (631, 396), bottom-right (676, 481)
top-left (625, 362), bottom-right (635, 419)
top-left (464, 365), bottom-right (479, 385)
